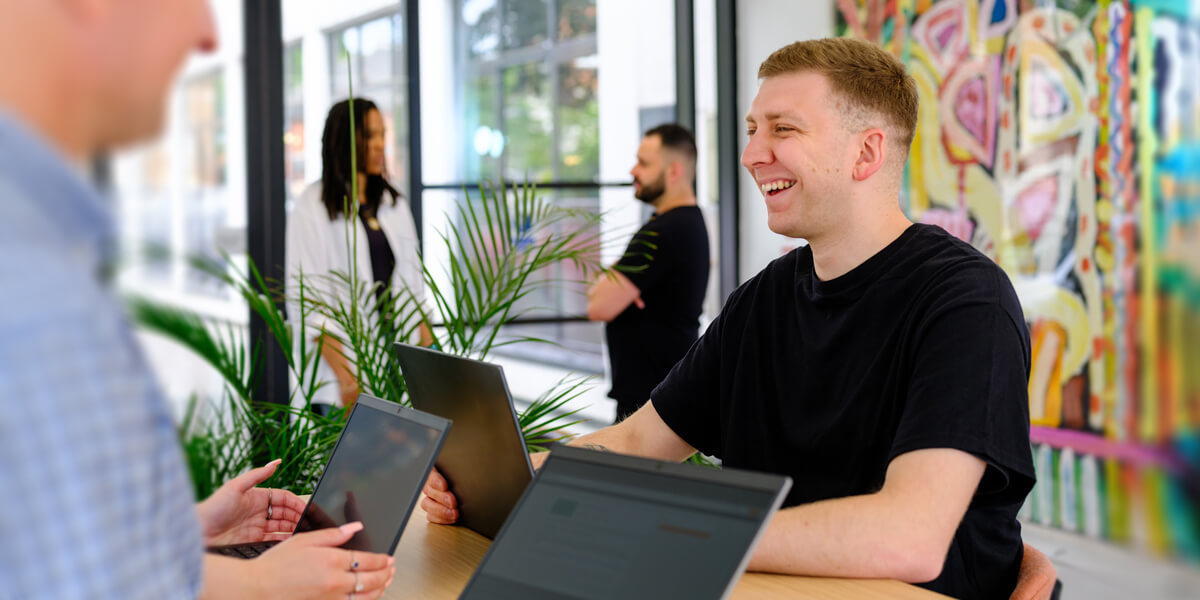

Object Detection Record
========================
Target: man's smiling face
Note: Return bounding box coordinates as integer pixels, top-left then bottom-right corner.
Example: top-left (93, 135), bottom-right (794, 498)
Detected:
top-left (741, 71), bottom-right (860, 241)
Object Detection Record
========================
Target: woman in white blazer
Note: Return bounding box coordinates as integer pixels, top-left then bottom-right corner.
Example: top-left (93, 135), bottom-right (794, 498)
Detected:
top-left (285, 98), bottom-right (430, 413)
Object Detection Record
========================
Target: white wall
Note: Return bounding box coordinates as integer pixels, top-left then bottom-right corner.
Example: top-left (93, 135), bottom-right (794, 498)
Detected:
top-left (596, 0), bottom-right (677, 265)
top-left (735, 0), bottom-right (833, 281)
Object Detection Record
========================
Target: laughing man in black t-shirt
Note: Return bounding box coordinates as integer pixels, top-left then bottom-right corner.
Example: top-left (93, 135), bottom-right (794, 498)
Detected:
top-left (422, 38), bottom-right (1035, 600)
top-left (585, 124), bottom-right (710, 422)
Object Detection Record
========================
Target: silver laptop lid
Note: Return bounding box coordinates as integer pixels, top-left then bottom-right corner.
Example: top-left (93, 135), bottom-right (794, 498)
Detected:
top-left (393, 343), bottom-right (534, 539)
top-left (293, 394), bottom-right (451, 554)
top-left (460, 446), bottom-right (791, 600)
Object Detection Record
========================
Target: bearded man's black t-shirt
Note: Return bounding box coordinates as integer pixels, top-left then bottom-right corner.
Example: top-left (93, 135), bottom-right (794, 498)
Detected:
top-left (606, 205), bottom-right (709, 419)
top-left (652, 224), bottom-right (1035, 600)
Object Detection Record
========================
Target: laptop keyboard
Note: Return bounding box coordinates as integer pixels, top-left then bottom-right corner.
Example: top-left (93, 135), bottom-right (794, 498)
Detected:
top-left (208, 540), bottom-right (278, 558)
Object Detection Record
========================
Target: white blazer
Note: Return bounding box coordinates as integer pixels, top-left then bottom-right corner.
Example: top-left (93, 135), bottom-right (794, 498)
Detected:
top-left (285, 181), bottom-right (424, 406)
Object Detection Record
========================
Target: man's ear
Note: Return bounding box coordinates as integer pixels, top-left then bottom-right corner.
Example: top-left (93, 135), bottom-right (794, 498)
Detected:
top-left (851, 128), bottom-right (888, 181)
top-left (668, 159), bottom-right (684, 183)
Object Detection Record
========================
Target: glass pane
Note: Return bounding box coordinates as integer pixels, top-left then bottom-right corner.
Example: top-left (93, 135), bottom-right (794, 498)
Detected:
top-left (324, 9), bottom-right (409, 200)
top-left (557, 55), bottom-right (599, 181)
top-left (331, 28), bottom-right (356, 92)
top-left (501, 62), bottom-right (553, 182)
top-left (419, 0), bottom-right (679, 374)
top-left (283, 42), bottom-right (306, 202)
top-left (463, 73), bottom-right (500, 182)
top-left (462, 0), bottom-right (500, 58)
top-left (502, 0), bottom-right (549, 50)
top-left (360, 17), bottom-right (394, 88)
top-left (500, 189), bottom-right (603, 362)
top-left (556, 0), bottom-right (596, 40)
top-left (110, 0), bottom-right (247, 416)
top-left (181, 71), bottom-right (228, 297)
top-left (183, 72), bottom-right (226, 188)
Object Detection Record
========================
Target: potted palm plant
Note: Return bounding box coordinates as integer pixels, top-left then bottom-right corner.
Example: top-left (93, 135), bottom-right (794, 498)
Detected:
top-left (131, 172), bottom-right (607, 497)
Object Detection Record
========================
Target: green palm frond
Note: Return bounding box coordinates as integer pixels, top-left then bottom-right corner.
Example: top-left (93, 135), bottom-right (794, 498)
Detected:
top-left (425, 179), bottom-right (604, 359)
top-left (519, 375), bottom-right (592, 453)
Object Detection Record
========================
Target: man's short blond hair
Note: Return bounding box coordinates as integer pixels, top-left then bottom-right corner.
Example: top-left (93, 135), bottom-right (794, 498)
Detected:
top-left (758, 38), bottom-right (918, 152)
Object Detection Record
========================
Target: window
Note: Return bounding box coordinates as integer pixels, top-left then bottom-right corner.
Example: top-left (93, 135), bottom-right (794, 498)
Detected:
top-left (331, 12), bottom-right (409, 188)
top-left (110, 0), bottom-right (247, 417)
top-left (283, 42), bottom-right (306, 202)
top-left (421, 0), bottom-right (679, 371)
top-left (181, 70), bottom-right (229, 297)
top-left (112, 0), bottom-right (246, 320)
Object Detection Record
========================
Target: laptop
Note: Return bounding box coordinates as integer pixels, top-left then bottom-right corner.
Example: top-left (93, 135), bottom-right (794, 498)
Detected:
top-left (207, 394), bottom-right (451, 557)
top-left (460, 446), bottom-right (792, 600)
top-left (393, 343), bottom-right (534, 539)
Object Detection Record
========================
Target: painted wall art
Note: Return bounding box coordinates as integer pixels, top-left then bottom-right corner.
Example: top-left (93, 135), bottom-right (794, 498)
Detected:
top-left (839, 0), bottom-right (1200, 559)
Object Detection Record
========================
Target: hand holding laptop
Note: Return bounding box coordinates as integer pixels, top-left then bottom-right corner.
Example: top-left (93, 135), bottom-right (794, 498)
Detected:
top-left (420, 450), bottom-right (550, 525)
top-left (196, 459), bottom-right (307, 546)
top-left (421, 466), bottom-right (459, 524)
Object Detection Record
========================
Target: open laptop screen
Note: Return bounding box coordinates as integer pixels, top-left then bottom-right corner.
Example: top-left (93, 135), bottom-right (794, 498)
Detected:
top-left (462, 447), bottom-right (790, 599)
top-left (293, 396), bottom-right (448, 554)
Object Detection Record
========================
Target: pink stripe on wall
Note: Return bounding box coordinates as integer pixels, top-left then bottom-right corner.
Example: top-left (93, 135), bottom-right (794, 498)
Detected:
top-left (1029, 426), bottom-right (1183, 472)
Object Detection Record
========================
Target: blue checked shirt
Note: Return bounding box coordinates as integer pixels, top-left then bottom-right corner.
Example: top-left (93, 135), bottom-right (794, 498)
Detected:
top-left (0, 113), bottom-right (203, 599)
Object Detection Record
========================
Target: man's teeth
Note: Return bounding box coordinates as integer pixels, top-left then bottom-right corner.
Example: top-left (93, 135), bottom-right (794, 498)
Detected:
top-left (760, 180), bottom-right (796, 193)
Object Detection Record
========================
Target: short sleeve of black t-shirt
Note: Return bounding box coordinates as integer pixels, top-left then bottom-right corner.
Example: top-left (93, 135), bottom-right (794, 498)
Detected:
top-left (650, 224), bottom-right (1036, 600)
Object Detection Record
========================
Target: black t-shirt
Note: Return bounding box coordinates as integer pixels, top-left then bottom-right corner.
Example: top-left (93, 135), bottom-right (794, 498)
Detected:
top-left (359, 210), bottom-right (395, 307)
top-left (606, 206), bottom-right (710, 416)
top-left (652, 224), bottom-right (1035, 600)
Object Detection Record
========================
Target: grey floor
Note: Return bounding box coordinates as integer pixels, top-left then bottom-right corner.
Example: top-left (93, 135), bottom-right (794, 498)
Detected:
top-left (1021, 523), bottom-right (1200, 600)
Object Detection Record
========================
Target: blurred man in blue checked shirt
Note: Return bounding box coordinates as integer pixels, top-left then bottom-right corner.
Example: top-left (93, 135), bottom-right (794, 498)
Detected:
top-left (0, 1), bottom-right (394, 597)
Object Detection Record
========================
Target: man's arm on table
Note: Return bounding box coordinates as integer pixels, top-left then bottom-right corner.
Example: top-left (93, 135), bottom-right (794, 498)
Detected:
top-left (586, 269), bottom-right (643, 322)
top-left (565, 408), bottom-right (986, 583)
top-left (751, 448), bottom-right (985, 583)
top-left (423, 402), bottom-right (984, 584)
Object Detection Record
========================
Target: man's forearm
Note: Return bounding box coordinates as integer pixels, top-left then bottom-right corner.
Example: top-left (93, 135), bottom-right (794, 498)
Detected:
top-left (749, 491), bottom-right (946, 583)
top-left (559, 402), bottom-right (696, 462)
top-left (749, 448), bottom-right (985, 583)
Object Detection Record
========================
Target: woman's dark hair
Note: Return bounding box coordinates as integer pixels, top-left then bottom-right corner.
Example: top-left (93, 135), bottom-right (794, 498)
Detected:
top-left (320, 98), bottom-right (400, 221)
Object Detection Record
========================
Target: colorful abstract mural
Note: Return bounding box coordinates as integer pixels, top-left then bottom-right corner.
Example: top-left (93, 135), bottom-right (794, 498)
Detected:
top-left (839, 0), bottom-right (1200, 559)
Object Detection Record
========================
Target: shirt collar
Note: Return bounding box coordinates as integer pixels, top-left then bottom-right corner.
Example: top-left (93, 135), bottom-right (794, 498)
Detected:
top-left (0, 110), bottom-right (112, 246)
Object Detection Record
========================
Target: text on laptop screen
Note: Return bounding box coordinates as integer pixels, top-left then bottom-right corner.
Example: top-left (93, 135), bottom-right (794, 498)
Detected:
top-left (293, 402), bottom-right (441, 553)
top-left (468, 457), bottom-right (780, 598)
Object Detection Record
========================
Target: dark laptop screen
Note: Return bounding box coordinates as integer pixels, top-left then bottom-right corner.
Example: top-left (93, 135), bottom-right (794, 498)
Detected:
top-left (293, 399), bottom-right (444, 554)
top-left (463, 453), bottom-right (785, 599)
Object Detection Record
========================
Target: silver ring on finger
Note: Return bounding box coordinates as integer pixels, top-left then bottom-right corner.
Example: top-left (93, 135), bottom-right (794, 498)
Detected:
top-left (348, 594), bottom-right (355, 600)
top-left (354, 571), bottom-right (363, 593)
top-left (266, 488), bottom-right (273, 520)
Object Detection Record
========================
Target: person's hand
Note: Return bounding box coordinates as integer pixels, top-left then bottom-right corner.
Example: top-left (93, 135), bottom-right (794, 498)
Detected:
top-left (196, 459), bottom-right (306, 546)
top-left (254, 522), bottom-right (395, 600)
top-left (421, 451), bottom-right (554, 525)
top-left (420, 467), bottom-right (458, 524)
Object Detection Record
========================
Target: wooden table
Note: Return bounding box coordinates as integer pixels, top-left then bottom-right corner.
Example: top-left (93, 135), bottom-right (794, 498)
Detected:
top-left (384, 509), bottom-right (950, 599)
